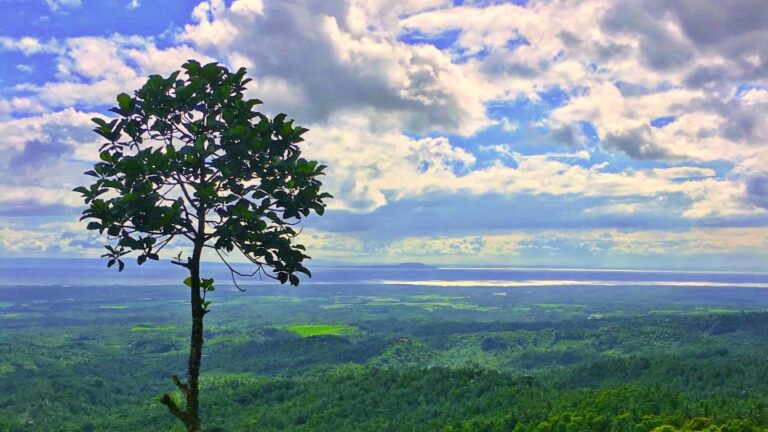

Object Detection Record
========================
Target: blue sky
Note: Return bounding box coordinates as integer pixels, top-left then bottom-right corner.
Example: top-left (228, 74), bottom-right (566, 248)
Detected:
top-left (0, 0), bottom-right (767, 270)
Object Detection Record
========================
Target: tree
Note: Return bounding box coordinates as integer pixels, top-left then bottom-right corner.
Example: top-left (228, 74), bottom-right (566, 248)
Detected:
top-left (74, 60), bottom-right (331, 431)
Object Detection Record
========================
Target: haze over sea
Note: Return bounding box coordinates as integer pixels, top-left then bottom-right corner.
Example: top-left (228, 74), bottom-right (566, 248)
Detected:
top-left (3, 258), bottom-right (768, 290)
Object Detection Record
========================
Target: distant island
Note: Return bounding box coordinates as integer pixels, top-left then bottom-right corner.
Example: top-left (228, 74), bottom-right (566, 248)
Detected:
top-left (359, 262), bottom-right (435, 269)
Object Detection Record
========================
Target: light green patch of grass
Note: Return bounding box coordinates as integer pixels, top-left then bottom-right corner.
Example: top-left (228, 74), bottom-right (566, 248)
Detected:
top-left (321, 303), bottom-right (352, 310)
top-left (0, 312), bottom-right (42, 319)
top-left (600, 310), bottom-right (626, 317)
top-left (397, 302), bottom-right (498, 312)
top-left (0, 302), bottom-right (12, 308)
top-left (283, 324), bottom-right (357, 337)
top-left (535, 303), bottom-right (586, 309)
top-left (360, 297), bottom-right (400, 304)
top-left (130, 324), bottom-right (177, 332)
top-left (705, 307), bottom-right (735, 314)
top-left (410, 295), bottom-right (467, 301)
top-left (98, 305), bottom-right (130, 310)
top-left (218, 296), bottom-right (312, 307)
top-left (0, 363), bottom-right (15, 374)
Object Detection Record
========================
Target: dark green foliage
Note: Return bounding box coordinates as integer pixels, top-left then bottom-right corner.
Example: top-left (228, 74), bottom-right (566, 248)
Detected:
top-left (4, 283), bottom-right (768, 431)
top-left (75, 60), bottom-right (330, 284)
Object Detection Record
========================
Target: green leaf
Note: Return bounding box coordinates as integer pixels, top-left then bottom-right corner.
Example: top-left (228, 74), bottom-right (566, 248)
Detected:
top-left (194, 135), bottom-right (205, 150)
top-left (277, 272), bottom-right (288, 284)
top-left (232, 125), bottom-right (247, 137)
top-left (183, 277), bottom-right (193, 287)
top-left (117, 93), bottom-right (132, 112)
top-left (137, 254), bottom-right (147, 265)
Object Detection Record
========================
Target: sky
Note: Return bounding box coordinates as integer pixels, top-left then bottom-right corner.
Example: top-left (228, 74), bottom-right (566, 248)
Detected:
top-left (0, 0), bottom-right (767, 270)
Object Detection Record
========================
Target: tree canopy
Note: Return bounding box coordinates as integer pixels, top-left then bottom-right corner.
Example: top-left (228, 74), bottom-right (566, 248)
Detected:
top-left (76, 59), bottom-right (330, 286)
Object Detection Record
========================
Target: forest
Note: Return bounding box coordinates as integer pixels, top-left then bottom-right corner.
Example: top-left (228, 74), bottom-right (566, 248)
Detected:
top-left (2, 275), bottom-right (768, 431)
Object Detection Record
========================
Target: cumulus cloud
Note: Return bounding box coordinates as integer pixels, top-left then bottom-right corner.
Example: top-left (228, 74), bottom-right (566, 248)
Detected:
top-left (179, 0), bottom-right (489, 135)
top-left (302, 114), bottom-right (754, 219)
top-left (0, 97), bottom-right (47, 118)
top-left (2, 0), bottom-right (768, 265)
top-left (0, 220), bottom-right (101, 255)
top-left (0, 109), bottom-right (102, 214)
top-left (403, 0), bottom-right (768, 168)
top-left (4, 35), bottom-right (212, 110)
top-left (263, 226), bottom-right (768, 265)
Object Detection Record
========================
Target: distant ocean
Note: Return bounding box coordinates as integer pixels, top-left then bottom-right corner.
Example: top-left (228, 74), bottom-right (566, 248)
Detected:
top-left (2, 258), bottom-right (768, 289)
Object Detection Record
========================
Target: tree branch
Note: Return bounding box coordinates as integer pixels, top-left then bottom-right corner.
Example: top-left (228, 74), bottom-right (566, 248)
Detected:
top-left (171, 259), bottom-right (190, 269)
top-left (215, 249), bottom-right (261, 292)
top-left (171, 374), bottom-right (189, 394)
top-left (160, 393), bottom-right (187, 424)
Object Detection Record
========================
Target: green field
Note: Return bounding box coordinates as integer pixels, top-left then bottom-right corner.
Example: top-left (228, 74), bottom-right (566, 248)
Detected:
top-left (283, 324), bottom-right (358, 337)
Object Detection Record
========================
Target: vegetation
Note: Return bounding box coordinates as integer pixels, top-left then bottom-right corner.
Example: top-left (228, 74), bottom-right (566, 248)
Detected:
top-left (283, 324), bottom-right (358, 338)
top-left (73, 60), bottom-right (330, 431)
top-left (2, 281), bottom-right (768, 431)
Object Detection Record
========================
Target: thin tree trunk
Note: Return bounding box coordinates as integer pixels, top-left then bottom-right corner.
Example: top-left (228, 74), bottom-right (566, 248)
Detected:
top-left (185, 241), bottom-right (204, 432)
top-left (161, 235), bottom-right (206, 431)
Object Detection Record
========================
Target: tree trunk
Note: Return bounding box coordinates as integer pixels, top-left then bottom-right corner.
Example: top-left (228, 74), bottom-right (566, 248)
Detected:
top-left (185, 244), bottom-right (204, 432)
top-left (161, 241), bottom-right (205, 432)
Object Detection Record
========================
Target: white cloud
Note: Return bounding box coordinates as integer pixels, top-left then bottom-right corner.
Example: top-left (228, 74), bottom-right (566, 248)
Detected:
top-left (46, 0), bottom-right (82, 12)
top-left (0, 109), bottom-right (103, 211)
top-left (12, 36), bottom-right (212, 109)
top-left (0, 97), bottom-right (47, 118)
top-left (498, 117), bottom-right (519, 133)
top-left (264, 226), bottom-right (768, 264)
top-left (403, 0), bottom-right (768, 168)
top-left (0, 220), bottom-right (101, 256)
top-left (15, 64), bottom-right (34, 74)
top-left (0, 37), bottom-right (63, 55)
top-left (180, 0), bottom-right (489, 135)
top-left (303, 115), bottom-right (756, 218)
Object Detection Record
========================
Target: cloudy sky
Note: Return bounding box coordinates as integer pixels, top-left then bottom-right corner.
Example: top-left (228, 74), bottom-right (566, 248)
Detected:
top-left (1, 0), bottom-right (767, 270)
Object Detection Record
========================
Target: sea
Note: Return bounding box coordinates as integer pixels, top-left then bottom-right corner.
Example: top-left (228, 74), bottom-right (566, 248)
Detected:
top-left (2, 258), bottom-right (768, 289)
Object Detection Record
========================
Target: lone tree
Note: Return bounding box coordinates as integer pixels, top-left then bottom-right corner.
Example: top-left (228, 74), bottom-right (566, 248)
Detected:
top-left (75, 60), bottom-right (330, 431)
